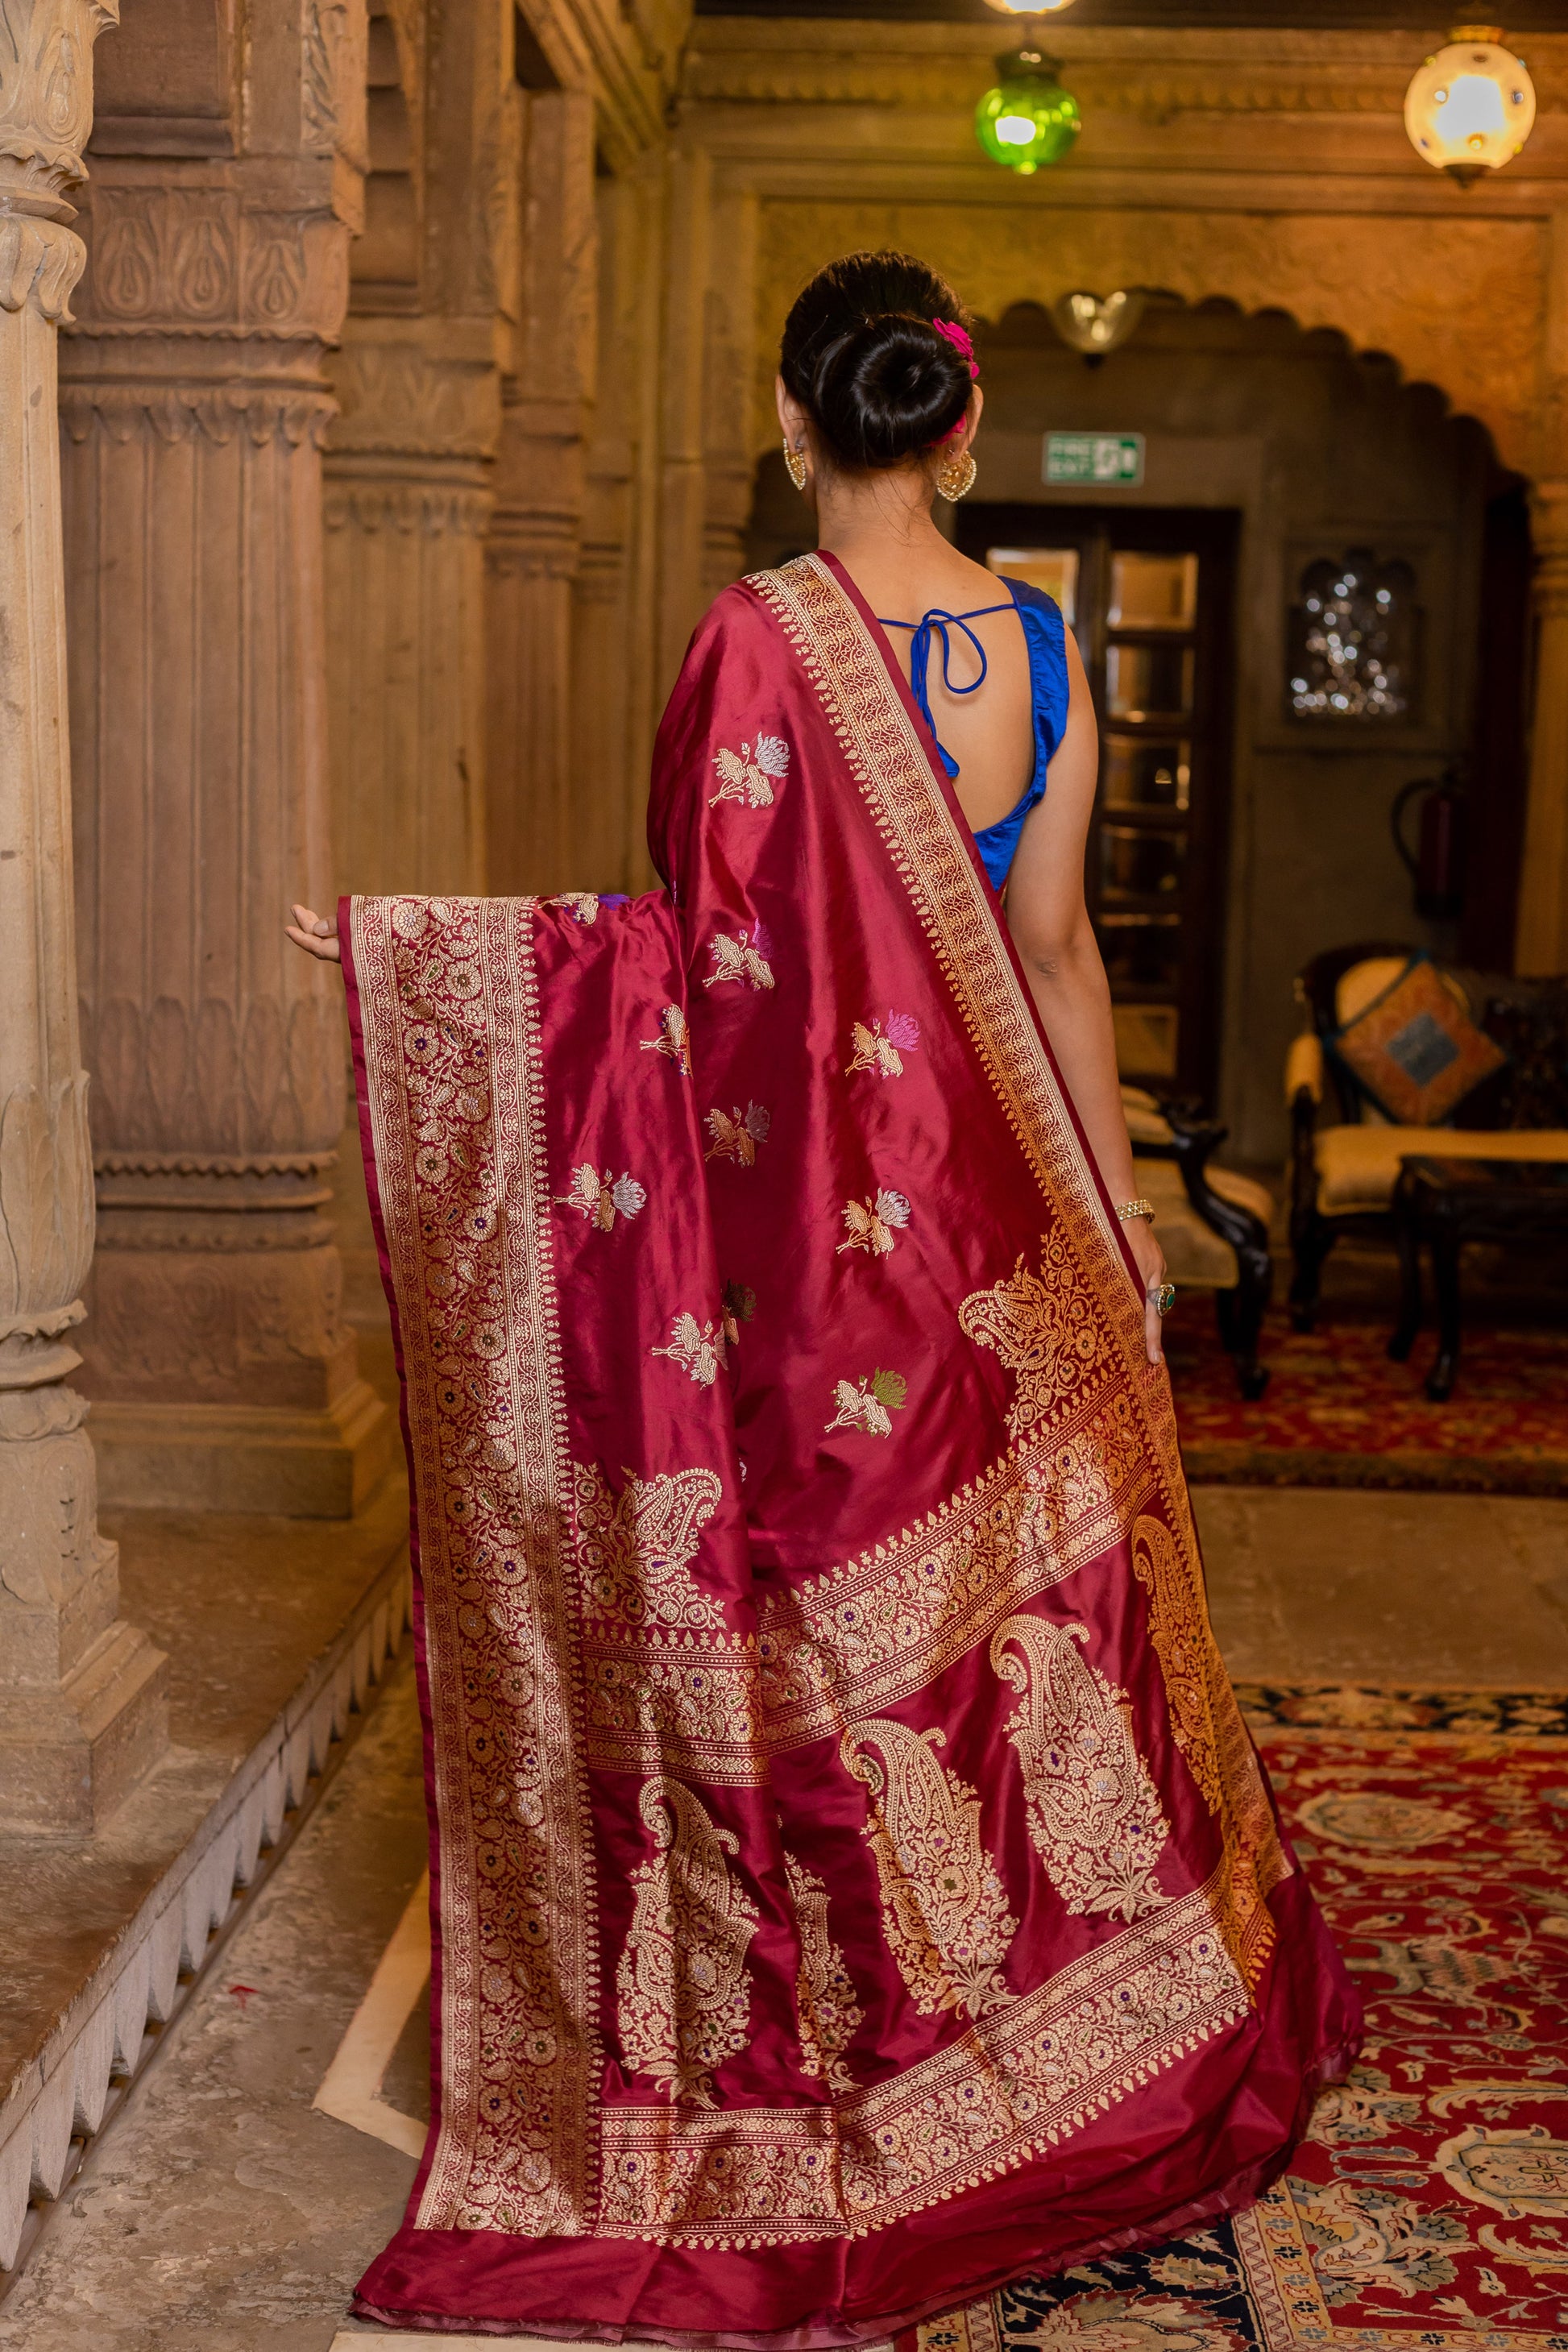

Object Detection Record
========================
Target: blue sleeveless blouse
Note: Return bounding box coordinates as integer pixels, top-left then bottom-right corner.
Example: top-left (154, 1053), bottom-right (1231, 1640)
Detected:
top-left (877, 577), bottom-right (1069, 891)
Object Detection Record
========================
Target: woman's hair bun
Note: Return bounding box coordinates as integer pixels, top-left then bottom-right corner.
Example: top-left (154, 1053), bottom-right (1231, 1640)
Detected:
top-left (780, 251), bottom-right (974, 474)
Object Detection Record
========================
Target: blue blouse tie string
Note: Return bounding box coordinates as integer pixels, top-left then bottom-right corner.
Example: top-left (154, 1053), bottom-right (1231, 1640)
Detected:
top-left (877, 602), bottom-right (1015, 778)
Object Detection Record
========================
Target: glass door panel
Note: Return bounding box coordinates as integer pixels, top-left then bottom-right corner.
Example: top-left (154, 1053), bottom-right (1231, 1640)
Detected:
top-left (984, 545), bottom-right (1079, 625)
top-left (1108, 551), bottom-right (1198, 630)
top-left (1099, 824), bottom-right (1186, 902)
top-left (1103, 739), bottom-right (1191, 811)
top-left (1105, 642), bottom-right (1194, 722)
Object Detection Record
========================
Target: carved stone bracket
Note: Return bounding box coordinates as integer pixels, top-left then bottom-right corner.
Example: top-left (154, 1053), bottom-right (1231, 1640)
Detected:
top-left (0, 213), bottom-right (85, 321)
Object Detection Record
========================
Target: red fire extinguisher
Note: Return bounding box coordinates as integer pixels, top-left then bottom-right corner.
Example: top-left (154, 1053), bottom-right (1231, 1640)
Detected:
top-left (1392, 768), bottom-right (1466, 922)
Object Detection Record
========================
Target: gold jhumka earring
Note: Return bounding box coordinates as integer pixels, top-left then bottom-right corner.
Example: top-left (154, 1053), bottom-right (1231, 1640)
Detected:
top-left (935, 447), bottom-right (977, 502)
top-left (782, 438), bottom-right (808, 492)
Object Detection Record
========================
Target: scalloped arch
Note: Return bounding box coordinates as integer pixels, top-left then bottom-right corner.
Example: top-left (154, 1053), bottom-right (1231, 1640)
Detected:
top-left (750, 203), bottom-right (1542, 478)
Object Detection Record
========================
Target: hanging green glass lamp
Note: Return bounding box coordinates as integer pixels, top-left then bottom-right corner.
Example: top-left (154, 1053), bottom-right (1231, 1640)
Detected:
top-left (974, 23), bottom-right (1081, 176)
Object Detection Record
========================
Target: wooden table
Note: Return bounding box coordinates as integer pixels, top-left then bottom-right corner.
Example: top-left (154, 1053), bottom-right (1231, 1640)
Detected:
top-left (1388, 1154), bottom-right (1568, 1400)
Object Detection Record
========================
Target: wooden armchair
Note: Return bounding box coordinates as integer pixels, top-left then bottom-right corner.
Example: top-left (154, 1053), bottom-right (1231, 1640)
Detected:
top-left (1286, 943), bottom-right (1568, 1329)
top-left (1122, 1087), bottom-right (1273, 1399)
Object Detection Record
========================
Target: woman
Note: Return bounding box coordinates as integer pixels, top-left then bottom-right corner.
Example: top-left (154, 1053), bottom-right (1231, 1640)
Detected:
top-left (290, 251), bottom-right (1358, 2346)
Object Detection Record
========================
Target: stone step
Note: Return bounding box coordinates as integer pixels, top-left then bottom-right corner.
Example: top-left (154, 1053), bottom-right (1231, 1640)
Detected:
top-left (0, 1473), bottom-right (413, 2281)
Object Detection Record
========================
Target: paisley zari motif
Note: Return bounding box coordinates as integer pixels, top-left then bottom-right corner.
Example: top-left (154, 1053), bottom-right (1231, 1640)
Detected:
top-left (346, 551), bottom-right (1359, 2344)
top-left (616, 1778), bottom-right (759, 2106)
top-left (572, 1461), bottom-right (725, 1632)
top-left (842, 1719), bottom-right (1018, 2020)
top-left (784, 1851), bottom-right (864, 2093)
top-left (991, 1612), bottom-right (1172, 1921)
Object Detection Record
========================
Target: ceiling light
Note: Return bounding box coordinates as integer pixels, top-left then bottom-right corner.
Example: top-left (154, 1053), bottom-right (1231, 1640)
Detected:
top-left (975, 48), bottom-right (1081, 176)
top-left (1404, 24), bottom-right (1536, 186)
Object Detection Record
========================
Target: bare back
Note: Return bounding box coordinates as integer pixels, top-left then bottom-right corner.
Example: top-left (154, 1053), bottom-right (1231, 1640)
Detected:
top-left (833, 537), bottom-right (1035, 834)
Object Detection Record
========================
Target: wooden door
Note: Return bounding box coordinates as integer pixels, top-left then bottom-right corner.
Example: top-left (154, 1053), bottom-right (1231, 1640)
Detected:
top-left (957, 503), bottom-right (1238, 1107)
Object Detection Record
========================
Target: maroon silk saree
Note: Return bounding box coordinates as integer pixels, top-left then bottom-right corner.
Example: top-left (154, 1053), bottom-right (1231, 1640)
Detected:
top-left (345, 551), bottom-right (1359, 2345)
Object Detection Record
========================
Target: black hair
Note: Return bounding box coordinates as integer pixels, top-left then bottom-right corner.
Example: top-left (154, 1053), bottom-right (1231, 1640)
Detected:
top-left (779, 250), bottom-right (974, 474)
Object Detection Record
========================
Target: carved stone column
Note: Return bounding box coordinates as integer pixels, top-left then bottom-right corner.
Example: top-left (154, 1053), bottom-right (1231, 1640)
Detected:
top-left (1516, 478), bottom-right (1568, 976)
top-left (569, 159), bottom-right (665, 898)
top-left (58, 2), bottom-right (392, 1516)
top-left (324, 321), bottom-right (496, 897)
top-left (0, 0), bottom-right (168, 1830)
top-left (486, 89), bottom-right (596, 894)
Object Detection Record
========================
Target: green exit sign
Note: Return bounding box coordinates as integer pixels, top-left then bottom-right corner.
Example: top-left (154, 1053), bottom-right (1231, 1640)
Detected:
top-left (1044, 432), bottom-right (1145, 486)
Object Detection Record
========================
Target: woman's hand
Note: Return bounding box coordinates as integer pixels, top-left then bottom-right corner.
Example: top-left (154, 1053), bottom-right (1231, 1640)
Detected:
top-left (286, 904), bottom-right (341, 963)
top-left (1123, 1213), bottom-right (1170, 1367)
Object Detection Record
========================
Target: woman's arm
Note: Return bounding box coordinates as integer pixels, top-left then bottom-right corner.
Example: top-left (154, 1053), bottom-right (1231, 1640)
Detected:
top-left (1004, 630), bottom-right (1168, 1365)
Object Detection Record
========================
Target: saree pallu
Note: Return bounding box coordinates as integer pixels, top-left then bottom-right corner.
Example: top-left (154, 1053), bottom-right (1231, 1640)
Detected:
top-left (346, 550), bottom-right (1360, 2346)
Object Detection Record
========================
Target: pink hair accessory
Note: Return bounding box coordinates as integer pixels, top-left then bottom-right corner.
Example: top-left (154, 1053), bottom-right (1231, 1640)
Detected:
top-left (931, 317), bottom-right (980, 378)
top-left (930, 317), bottom-right (978, 444)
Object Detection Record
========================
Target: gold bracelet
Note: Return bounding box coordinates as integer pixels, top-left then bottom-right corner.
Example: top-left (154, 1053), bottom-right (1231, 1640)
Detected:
top-left (1116, 1197), bottom-right (1156, 1224)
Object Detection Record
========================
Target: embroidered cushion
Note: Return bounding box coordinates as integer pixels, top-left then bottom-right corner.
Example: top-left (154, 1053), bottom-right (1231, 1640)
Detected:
top-left (1331, 954), bottom-right (1506, 1126)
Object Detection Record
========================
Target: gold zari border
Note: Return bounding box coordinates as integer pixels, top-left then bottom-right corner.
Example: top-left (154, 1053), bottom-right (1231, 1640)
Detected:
top-left (599, 1885), bottom-right (1246, 2244)
top-left (351, 894), bottom-right (602, 2235)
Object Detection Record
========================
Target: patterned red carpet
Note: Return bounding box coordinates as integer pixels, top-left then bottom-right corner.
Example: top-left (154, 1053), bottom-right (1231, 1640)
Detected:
top-left (898, 1706), bottom-right (1568, 2352)
top-left (1166, 1304), bottom-right (1568, 1495)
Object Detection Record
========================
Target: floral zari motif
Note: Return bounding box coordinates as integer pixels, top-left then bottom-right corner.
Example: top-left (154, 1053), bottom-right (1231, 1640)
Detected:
top-left (652, 1310), bottom-right (728, 1388)
top-left (573, 1462), bottom-right (724, 1632)
top-left (844, 1011), bottom-right (920, 1078)
top-left (838, 1189), bottom-right (910, 1256)
top-left (640, 1004), bottom-right (691, 1073)
top-left (825, 1367), bottom-right (906, 1437)
top-left (841, 1718), bottom-right (1016, 2020)
top-left (785, 1852), bottom-right (864, 2095)
top-left (706, 1101), bottom-right (771, 1165)
top-left (710, 733), bottom-right (790, 808)
top-left (990, 1612), bottom-right (1171, 1922)
top-left (704, 927), bottom-right (774, 991)
top-left (558, 1164), bottom-right (647, 1230)
top-left (617, 1778), bottom-right (759, 2105)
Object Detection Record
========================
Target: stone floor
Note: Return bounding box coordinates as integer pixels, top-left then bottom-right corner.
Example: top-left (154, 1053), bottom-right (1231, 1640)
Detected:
top-left (3, 1480), bottom-right (1566, 2350)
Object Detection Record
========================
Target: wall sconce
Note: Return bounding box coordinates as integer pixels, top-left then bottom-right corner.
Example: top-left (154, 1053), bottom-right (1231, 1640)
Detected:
top-left (975, 46), bottom-right (1081, 176)
top-left (1051, 290), bottom-right (1146, 356)
top-left (1404, 25), bottom-right (1536, 187)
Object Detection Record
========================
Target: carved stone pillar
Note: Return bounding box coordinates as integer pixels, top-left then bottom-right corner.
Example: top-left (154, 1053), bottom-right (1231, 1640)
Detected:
top-left (486, 89), bottom-right (596, 894)
top-left (1516, 477), bottom-right (1568, 976)
top-left (487, 401), bottom-right (586, 894)
top-left (568, 160), bottom-right (665, 898)
top-left (324, 321), bottom-right (496, 896)
top-left (59, 2), bottom-right (392, 1516)
top-left (0, 0), bottom-right (168, 1830)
